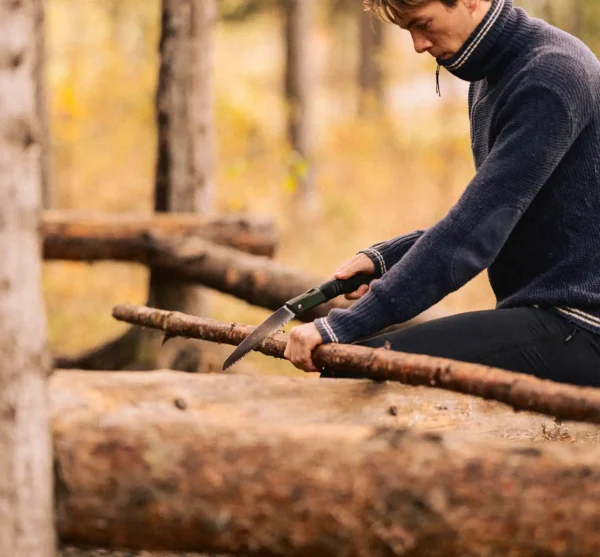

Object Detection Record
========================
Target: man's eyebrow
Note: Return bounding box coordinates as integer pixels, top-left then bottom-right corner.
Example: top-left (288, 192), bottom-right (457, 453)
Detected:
top-left (405, 17), bottom-right (425, 30)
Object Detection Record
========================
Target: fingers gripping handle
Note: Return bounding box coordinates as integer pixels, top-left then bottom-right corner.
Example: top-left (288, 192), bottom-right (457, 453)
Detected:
top-left (319, 273), bottom-right (374, 302)
top-left (285, 274), bottom-right (374, 315)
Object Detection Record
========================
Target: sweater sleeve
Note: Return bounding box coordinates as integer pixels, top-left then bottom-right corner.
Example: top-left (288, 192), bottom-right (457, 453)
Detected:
top-left (357, 230), bottom-right (426, 277)
top-left (315, 72), bottom-right (589, 345)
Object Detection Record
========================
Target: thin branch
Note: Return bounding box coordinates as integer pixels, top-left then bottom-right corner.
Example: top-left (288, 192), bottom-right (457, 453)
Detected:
top-left (112, 304), bottom-right (600, 425)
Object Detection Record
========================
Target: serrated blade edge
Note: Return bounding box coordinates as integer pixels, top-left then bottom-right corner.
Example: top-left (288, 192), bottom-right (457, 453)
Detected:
top-left (222, 306), bottom-right (295, 371)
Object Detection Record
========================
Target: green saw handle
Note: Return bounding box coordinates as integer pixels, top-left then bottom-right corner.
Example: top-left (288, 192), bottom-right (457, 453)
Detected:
top-left (319, 273), bottom-right (374, 301)
top-left (286, 274), bottom-right (374, 315)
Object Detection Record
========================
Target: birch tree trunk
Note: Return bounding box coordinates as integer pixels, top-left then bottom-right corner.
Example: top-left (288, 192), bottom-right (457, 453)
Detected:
top-left (283, 0), bottom-right (318, 219)
top-left (144, 0), bottom-right (217, 371)
top-left (0, 0), bottom-right (55, 554)
top-left (34, 0), bottom-right (53, 209)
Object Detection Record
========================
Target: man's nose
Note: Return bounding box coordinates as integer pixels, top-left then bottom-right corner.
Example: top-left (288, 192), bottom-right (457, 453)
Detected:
top-left (412, 33), bottom-right (433, 54)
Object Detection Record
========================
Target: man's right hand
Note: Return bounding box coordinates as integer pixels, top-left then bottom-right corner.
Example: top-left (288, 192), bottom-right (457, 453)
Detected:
top-left (330, 253), bottom-right (376, 300)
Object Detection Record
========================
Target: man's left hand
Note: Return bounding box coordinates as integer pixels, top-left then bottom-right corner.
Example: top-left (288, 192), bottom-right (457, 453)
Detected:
top-left (284, 323), bottom-right (324, 372)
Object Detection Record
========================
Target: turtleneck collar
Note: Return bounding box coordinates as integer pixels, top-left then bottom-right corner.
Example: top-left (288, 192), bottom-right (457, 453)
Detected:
top-left (437, 0), bottom-right (524, 82)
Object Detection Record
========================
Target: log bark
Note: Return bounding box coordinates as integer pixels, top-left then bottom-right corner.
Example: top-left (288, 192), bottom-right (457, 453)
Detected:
top-left (0, 0), bottom-right (56, 553)
top-left (43, 211), bottom-right (278, 259)
top-left (52, 373), bottom-right (600, 555)
top-left (49, 371), bottom-right (600, 443)
top-left (112, 304), bottom-right (600, 424)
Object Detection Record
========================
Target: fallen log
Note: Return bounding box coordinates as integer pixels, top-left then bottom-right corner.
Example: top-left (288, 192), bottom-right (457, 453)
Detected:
top-left (44, 212), bottom-right (444, 325)
top-left (43, 211), bottom-right (278, 259)
top-left (46, 216), bottom-right (341, 320)
top-left (52, 373), bottom-right (600, 556)
top-left (49, 371), bottom-right (600, 442)
top-left (112, 304), bottom-right (600, 424)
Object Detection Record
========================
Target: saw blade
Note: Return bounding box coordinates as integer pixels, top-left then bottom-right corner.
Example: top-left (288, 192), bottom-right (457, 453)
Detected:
top-left (222, 306), bottom-right (295, 371)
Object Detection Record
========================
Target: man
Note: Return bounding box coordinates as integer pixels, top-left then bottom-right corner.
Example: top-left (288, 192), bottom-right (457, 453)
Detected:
top-left (284, 0), bottom-right (600, 386)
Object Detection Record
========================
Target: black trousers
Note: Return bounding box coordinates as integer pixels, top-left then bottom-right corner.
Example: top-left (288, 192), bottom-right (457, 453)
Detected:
top-left (321, 307), bottom-right (600, 387)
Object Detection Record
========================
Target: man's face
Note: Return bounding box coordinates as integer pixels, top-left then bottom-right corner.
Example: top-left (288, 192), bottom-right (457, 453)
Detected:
top-left (396, 0), bottom-right (484, 60)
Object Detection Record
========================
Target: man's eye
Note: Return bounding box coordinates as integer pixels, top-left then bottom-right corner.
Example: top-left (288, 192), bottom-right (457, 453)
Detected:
top-left (419, 21), bottom-right (431, 31)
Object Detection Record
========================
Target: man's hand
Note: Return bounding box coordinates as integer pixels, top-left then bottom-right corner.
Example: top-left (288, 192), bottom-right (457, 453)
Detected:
top-left (284, 322), bottom-right (324, 372)
top-left (330, 253), bottom-right (376, 300)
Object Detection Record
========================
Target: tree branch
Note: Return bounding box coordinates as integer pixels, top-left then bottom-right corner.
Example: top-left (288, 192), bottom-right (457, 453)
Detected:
top-left (112, 303), bottom-right (600, 424)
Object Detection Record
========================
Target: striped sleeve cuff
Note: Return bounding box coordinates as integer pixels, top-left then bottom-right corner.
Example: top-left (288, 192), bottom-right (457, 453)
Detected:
top-left (314, 287), bottom-right (396, 346)
top-left (358, 247), bottom-right (387, 277)
top-left (314, 317), bottom-right (339, 344)
top-left (358, 230), bottom-right (425, 277)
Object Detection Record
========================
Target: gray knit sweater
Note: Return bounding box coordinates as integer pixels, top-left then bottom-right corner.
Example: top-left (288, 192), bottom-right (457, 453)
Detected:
top-left (316, 0), bottom-right (600, 345)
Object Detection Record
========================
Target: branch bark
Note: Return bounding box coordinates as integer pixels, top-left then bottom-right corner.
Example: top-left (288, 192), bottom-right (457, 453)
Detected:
top-left (52, 371), bottom-right (600, 555)
top-left (112, 304), bottom-right (600, 424)
top-left (43, 211), bottom-right (278, 259)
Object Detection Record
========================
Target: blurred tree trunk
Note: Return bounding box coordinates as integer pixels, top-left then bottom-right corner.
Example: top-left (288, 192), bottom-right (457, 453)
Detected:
top-left (143, 0), bottom-right (217, 371)
top-left (35, 0), bottom-right (54, 208)
top-left (283, 0), bottom-right (318, 220)
top-left (542, 0), bottom-right (556, 26)
top-left (568, 0), bottom-right (584, 38)
top-left (358, 8), bottom-right (383, 115)
top-left (0, 0), bottom-right (55, 554)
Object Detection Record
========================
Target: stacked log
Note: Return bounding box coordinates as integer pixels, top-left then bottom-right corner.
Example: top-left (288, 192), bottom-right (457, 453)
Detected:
top-left (43, 211), bottom-right (278, 259)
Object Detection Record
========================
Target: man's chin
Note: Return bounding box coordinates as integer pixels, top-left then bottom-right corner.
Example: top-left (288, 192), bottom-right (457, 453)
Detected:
top-left (436, 53), bottom-right (454, 61)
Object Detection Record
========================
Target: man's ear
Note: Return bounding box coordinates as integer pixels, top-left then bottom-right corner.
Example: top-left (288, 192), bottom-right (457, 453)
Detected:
top-left (462, 0), bottom-right (479, 14)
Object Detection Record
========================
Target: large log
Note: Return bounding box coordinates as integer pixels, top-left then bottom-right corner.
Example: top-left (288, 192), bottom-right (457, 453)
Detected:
top-left (60, 364), bottom-right (600, 557)
top-left (52, 371), bottom-right (600, 556)
top-left (49, 371), bottom-right (600, 442)
top-left (43, 211), bottom-right (278, 259)
top-left (113, 304), bottom-right (600, 424)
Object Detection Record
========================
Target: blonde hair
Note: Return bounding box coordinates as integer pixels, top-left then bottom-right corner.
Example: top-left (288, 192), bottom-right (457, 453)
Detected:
top-left (363, 0), bottom-right (459, 25)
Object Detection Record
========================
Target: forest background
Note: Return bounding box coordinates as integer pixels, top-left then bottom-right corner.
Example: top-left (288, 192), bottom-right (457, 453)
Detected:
top-left (44, 0), bottom-right (600, 375)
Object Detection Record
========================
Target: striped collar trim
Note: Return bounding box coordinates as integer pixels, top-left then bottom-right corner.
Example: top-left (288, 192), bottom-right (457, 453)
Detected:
top-left (438, 0), bottom-right (514, 82)
top-left (446, 0), bottom-right (505, 71)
